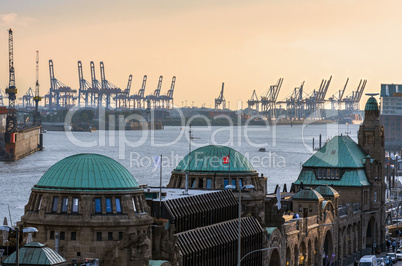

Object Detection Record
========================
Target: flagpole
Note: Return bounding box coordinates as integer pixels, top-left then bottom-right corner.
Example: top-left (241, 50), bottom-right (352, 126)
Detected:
top-left (159, 154), bottom-right (162, 218)
top-left (229, 150), bottom-right (231, 185)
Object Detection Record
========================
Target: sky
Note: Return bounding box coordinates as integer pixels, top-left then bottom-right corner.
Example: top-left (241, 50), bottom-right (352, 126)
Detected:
top-left (0, 0), bottom-right (401, 109)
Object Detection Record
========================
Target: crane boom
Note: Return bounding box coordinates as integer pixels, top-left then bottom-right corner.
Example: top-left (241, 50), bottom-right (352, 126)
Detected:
top-left (5, 28), bottom-right (17, 133)
top-left (339, 78), bottom-right (349, 101)
top-left (125, 75), bottom-right (132, 95)
top-left (33, 51), bottom-right (41, 125)
top-left (139, 75), bottom-right (147, 98)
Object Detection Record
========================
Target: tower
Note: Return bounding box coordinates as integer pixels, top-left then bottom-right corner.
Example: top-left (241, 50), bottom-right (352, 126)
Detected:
top-left (358, 94), bottom-right (385, 165)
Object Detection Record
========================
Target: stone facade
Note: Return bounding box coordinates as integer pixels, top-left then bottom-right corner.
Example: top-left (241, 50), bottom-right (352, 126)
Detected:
top-left (22, 188), bottom-right (153, 266)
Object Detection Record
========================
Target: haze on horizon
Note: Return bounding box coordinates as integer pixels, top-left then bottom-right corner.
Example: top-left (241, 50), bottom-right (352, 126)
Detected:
top-left (0, 0), bottom-right (401, 109)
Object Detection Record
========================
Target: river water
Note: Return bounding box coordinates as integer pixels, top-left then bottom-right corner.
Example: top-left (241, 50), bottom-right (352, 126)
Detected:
top-left (0, 123), bottom-right (359, 225)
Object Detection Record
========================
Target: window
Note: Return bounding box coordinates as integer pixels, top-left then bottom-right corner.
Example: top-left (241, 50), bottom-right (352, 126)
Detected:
top-left (50, 231), bottom-right (55, 240)
top-left (119, 232), bottom-right (123, 240)
top-left (239, 179), bottom-right (243, 188)
top-left (191, 178), bottom-right (196, 188)
top-left (72, 198), bottom-right (79, 213)
top-left (224, 179), bottom-right (229, 188)
top-left (132, 197), bottom-right (137, 213)
top-left (299, 204), bottom-right (302, 212)
top-left (106, 198), bottom-right (112, 213)
top-left (60, 232), bottom-right (65, 240)
top-left (317, 169), bottom-right (322, 179)
top-left (37, 195), bottom-right (42, 211)
top-left (138, 197), bottom-right (144, 213)
top-left (71, 232), bottom-right (76, 241)
top-left (108, 232), bottom-right (113, 241)
top-left (96, 232), bottom-right (102, 241)
top-left (61, 197), bottom-right (68, 213)
top-left (95, 198), bottom-right (102, 214)
top-left (232, 179), bottom-right (236, 187)
top-left (206, 179), bottom-right (212, 189)
top-left (52, 197), bottom-right (59, 212)
top-left (115, 198), bottom-right (122, 213)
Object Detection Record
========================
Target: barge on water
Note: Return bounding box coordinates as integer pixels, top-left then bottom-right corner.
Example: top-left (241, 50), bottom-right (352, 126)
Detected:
top-left (0, 108), bottom-right (43, 161)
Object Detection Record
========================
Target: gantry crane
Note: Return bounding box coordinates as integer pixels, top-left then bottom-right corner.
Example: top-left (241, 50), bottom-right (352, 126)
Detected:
top-left (215, 82), bottom-right (226, 110)
top-left (116, 74), bottom-right (132, 109)
top-left (277, 82), bottom-right (305, 120)
top-left (33, 51), bottom-right (42, 125)
top-left (260, 78), bottom-right (284, 118)
top-left (5, 28), bottom-right (17, 134)
top-left (77, 61), bottom-right (93, 107)
top-left (20, 87), bottom-right (34, 108)
top-left (130, 75), bottom-right (147, 109)
top-left (90, 61), bottom-right (101, 107)
top-left (247, 90), bottom-right (260, 116)
top-left (343, 79), bottom-right (367, 110)
top-left (328, 78), bottom-right (348, 110)
top-left (159, 76), bottom-right (176, 109)
top-left (99, 61), bottom-right (121, 109)
top-left (47, 60), bottom-right (76, 109)
top-left (146, 76), bottom-right (163, 109)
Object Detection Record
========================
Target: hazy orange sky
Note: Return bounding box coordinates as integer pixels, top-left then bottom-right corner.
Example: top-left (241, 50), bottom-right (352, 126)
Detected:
top-left (0, 0), bottom-right (401, 108)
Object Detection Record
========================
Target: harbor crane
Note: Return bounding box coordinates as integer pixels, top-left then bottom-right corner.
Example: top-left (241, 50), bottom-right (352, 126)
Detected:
top-left (343, 79), bottom-right (367, 110)
top-left (247, 90), bottom-right (260, 116)
top-left (328, 78), bottom-right (348, 110)
top-left (260, 78), bottom-right (284, 118)
top-left (20, 87), bottom-right (34, 108)
top-left (90, 61), bottom-right (101, 108)
top-left (215, 82), bottom-right (226, 110)
top-left (130, 75), bottom-right (147, 109)
top-left (116, 74), bottom-right (132, 109)
top-left (159, 76), bottom-right (176, 109)
top-left (99, 61), bottom-right (121, 109)
top-left (5, 28), bottom-right (17, 133)
top-left (46, 60), bottom-right (76, 109)
top-left (304, 76), bottom-right (332, 117)
top-left (33, 51), bottom-right (42, 125)
top-left (278, 81), bottom-right (305, 120)
top-left (77, 61), bottom-right (93, 108)
top-left (146, 76), bottom-right (163, 109)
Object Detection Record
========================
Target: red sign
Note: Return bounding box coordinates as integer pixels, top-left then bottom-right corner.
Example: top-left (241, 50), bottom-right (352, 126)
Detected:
top-left (223, 155), bottom-right (229, 164)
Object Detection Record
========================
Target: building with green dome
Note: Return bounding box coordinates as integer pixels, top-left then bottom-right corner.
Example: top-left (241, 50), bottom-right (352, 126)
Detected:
top-left (167, 145), bottom-right (266, 193)
top-left (21, 153), bottom-right (153, 266)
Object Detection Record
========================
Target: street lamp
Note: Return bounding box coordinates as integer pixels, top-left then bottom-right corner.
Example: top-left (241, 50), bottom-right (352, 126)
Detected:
top-left (0, 225), bottom-right (38, 266)
top-left (225, 184), bottom-right (255, 266)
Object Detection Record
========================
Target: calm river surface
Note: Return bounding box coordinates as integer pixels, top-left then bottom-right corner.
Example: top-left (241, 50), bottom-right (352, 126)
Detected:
top-left (0, 123), bottom-right (359, 224)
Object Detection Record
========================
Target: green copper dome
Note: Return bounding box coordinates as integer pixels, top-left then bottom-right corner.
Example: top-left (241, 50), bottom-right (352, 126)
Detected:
top-left (174, 145), bottom-right (256, 173)
top-left (365, 96), bottom-right (379, 111)
top-left (35, 154), bottom-right (139, 191)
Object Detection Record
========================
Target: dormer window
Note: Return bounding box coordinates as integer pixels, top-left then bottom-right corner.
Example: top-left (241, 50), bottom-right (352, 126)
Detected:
top-left (316, 169), bottom-right (340, 180)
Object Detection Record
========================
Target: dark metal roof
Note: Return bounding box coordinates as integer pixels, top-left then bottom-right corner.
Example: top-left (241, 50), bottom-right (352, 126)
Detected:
top-left (162, 190), bottom-right (238, 233)
top-left (175, 217), bottom-right (264, 256)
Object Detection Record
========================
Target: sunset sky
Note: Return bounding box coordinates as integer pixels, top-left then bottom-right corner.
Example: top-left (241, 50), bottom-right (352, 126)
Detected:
top-left (0, 0), bottom-right (401, 109)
